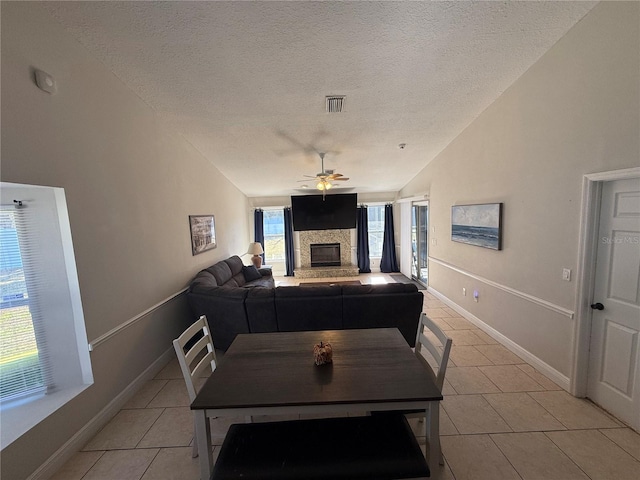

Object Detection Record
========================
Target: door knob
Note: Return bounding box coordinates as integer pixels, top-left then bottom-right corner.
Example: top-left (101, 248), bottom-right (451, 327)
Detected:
top-left (590, 302), bottom-right (604, 310)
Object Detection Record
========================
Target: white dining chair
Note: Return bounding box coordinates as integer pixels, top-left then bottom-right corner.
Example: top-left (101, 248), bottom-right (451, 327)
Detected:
top-left (372, 312), bottom-right (452, 466)
top-left (173, 315), bottom-right (218, 458)
top-left (412, 312), bottom-right (452, 465)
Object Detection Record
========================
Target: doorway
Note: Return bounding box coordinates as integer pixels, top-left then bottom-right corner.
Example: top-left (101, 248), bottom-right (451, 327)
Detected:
top-left (411, 202), bottom-right (428, 286)
top-left (573, 168), bottom-right (640, 431)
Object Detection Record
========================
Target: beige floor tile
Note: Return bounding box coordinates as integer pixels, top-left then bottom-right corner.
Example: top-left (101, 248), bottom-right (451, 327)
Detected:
top-left (124, 380), bottom-right (169, 409)
top-left (442, 379), bottom-right (457, 395)
top-left (445, 367), bottom-right (501, 394)
top-left (484, 393), bottom-right (566, 432)
top-left (430, 316), bottom-right (454, 331)
top-left (491, 432), bottom-right (589, 480)
top-left (444, 316), bottom-right (475, 330)
top-left (147, 379), bottom-right (190, 407)
top-left (83, 449), bottom-right (159, 480)
top-left (439, 406), bottom-right (459, 436)
top-left (138, 407), bottom-right (194, 448)
top-left (154, 358), bottom-right (183, 380)
top-left (441, 434), bottom-right (520, 480)
top-left (546, 430), bottom-right (640, 480)
top-left (446, 329), bottom-right (489, 346)
top-left (516, 364), bottom-right (563, 390)
top-left (442, 307), bottom-right (458, 316)
top-left (469, 329), bottom-right (499, 345)
top-left (479, 365), bottom-right (545, 392)
top-left (600, 428), bottom-right (640, 461)
top-left (406, 405), bottom-right (458, 437)
top-left (475, 344), bottom-right (524, 365)
top-left (83, 409), bottom-right (163, 451)
top-left (442, 395), bottom-right (511, 434)
top-left (449, 346), bottom-right (494, 366)
top-left (529, 391), bottom-right (621, 429)
top-left (50, 451), bottom-right (104, 480)
top-left (425, 308), bottom-right (453, 318)
top-left (140, 447), bottom-right (200, 480)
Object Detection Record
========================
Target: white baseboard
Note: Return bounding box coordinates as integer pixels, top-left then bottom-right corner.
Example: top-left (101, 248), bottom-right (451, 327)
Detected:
top-left (27, 347), bottom-right (176, 480)
top-left (428, 287), bottom-right (571, 391)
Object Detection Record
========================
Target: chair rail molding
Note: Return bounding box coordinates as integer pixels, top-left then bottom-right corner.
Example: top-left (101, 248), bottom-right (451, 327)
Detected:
top-left (429, 257), bottom-right (574, 319)
top-left (88, 288), bottom-right (189, 351)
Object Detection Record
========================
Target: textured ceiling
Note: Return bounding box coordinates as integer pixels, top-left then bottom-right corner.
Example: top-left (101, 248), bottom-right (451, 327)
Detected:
top-left (43, 1), bottom-right (596, 197)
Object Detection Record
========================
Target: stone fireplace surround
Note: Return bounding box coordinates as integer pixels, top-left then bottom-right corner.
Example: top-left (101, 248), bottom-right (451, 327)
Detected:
top-left (295, 229), bottom-right (359, 278)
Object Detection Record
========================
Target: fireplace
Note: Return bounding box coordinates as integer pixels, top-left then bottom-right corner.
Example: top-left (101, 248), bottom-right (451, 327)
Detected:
top-left (310, 243), bottom-right (341, 267)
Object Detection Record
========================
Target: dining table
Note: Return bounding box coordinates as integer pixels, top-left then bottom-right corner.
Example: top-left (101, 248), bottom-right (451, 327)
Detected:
top-left (191, 327), bottom-right (443, 480)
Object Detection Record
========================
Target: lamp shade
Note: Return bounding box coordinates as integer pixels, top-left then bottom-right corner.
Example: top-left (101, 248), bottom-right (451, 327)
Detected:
top-left (247, 242), bottom-right (264, 255)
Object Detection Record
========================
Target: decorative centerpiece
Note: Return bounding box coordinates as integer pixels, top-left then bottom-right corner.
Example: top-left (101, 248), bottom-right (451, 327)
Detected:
top-left (313, 341), bottom-right (333, 366)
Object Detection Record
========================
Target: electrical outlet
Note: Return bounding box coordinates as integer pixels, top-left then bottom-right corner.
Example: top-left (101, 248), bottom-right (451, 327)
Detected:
top-left (473, 290), bottom-right (479, 302)
top-left (462, 288), bottom-right (466, 296)
top-left (562, 268), bottom-right (571, 282)
top-left (431, 238), bottom-right (437, 246)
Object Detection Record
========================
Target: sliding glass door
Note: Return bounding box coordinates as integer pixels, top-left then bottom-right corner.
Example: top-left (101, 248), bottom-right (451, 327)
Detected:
top-left (411, 203), bottom-right (428, 285)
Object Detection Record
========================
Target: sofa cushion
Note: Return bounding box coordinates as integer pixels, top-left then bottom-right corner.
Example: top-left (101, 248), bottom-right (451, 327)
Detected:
top-left (190, 270), bottom-right (219, 292)
top-left (275, 285), bottom-right (343, 331)
top-left (342, 283), bottom-right (422, 347)
top-left (224, 255), bottom-right (245, 276)
top-left (242, 265), bottom-right (262, 282)
top-left (246, 288), bottom-right (277, 332)
top-left (206, 261), bottom-right (233, 286)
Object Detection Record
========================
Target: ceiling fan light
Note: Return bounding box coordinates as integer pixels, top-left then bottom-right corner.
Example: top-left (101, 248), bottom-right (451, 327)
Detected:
top-left (317, 182), bottom-right (325, 191)
top-left (325, 182), bottom-right (332, 190)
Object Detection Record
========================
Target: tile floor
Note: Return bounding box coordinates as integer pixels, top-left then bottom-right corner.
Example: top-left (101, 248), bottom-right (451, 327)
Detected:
top-left (51, 274), bottom-right (640, 480)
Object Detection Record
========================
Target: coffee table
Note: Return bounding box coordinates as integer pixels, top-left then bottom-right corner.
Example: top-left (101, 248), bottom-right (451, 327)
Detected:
top-left (191, 328), bottom-right (443, 480)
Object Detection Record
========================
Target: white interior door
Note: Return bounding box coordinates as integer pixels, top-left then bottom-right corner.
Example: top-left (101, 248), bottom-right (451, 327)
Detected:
top-left (587, 177), bottom-right (640, 430)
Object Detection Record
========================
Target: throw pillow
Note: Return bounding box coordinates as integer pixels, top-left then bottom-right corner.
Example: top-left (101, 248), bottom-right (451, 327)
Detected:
top-left (242, 265), bottom-right (262, 282)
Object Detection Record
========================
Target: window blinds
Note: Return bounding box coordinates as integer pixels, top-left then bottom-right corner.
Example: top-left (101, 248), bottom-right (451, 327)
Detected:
top-left (0, 203), bottom-right (52, 401)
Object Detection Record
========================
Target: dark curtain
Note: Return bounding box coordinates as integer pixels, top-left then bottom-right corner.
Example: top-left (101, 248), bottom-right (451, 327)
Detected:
top-left (356, 206), bottom-right (371, 273)
top-left (253, 209), bottom-right (265, 264)
top-left (380, 204), bottom-right (399, 273)
top-left (283, 207), bottom-right (295, 276)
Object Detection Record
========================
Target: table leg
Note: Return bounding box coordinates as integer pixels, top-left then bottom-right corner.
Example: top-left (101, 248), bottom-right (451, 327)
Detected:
top-left (426, 401), bottom-right (441, 467)
top-left (195, 410), bottom-right (213, 480)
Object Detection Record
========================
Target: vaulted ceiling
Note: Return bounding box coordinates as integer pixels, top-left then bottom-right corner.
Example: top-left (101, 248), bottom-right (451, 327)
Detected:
top-left (43, 1), bottom-right (596, 197)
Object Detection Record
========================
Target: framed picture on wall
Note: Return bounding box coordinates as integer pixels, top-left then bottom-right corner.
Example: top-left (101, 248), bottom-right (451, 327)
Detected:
top-left (189, 215), bottom-right (216, 255)
top-left (451, 203), bottom-right (503, 250)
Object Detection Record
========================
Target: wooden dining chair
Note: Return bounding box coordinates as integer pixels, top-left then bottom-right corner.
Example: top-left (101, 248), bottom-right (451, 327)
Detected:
top-left (373, 312), bottom-right (452, 466)
top-left (412, 312), bottom-right (452, 465)
top-left (173, 315), bottom-right (218, 458)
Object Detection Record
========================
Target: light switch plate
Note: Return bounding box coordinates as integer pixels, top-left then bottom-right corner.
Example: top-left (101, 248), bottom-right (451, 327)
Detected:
top-left (562, 268), bottom-right (571, 281)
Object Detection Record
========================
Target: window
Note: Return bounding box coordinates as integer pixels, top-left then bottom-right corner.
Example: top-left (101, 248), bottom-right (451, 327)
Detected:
top-left (0, 205), bottom-right (50, 401)
top-left (0, 183), bottom-right (92, 449)
top-left (263, 209), bottom-right (285, 263)
top-left (367, 205), bottom-right (385, 257)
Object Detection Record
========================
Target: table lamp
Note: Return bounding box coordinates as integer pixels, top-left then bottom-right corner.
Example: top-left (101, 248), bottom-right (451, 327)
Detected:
top-left (247, 242), bottom-right (264, 268)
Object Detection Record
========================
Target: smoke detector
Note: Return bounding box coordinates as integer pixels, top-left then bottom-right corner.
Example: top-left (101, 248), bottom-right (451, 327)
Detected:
top-left (326, 96), bottom-right (345, 113)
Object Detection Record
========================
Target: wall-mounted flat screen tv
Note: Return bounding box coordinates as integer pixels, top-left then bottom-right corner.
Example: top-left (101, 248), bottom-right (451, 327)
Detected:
top-left (291, 193), bottom-right (357, 231)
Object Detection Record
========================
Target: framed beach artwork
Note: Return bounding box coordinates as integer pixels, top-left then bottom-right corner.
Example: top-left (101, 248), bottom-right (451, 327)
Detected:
top-left (451, 203), bottom-right (503, 250)
top-left (189, 215), bottom-right (217, 255)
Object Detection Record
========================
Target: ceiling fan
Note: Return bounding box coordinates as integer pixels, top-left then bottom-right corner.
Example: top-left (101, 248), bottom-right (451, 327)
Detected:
top-left (297, 152), bottom-right (349, 198)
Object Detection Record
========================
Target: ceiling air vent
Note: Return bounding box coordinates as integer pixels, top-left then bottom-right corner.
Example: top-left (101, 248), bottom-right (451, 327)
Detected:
top-left (326, 95), bottom-right (345, 113)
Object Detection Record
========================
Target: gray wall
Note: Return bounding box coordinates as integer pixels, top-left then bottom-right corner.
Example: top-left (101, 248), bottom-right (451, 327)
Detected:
top-left (400, 2), bottom-right (639, 379)
top-left (1, 3), bottom-right (250, 479)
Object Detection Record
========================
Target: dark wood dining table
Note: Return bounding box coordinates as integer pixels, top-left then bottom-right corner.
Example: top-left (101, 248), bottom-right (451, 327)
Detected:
top-left (191, 327), bottom-right (443, 480)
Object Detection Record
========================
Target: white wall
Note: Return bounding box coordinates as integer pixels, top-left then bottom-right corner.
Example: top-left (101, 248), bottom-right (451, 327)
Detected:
top-left (1, 3), bottom-right (250, 479)
top-left (399, 2), bottom-right (639, 382)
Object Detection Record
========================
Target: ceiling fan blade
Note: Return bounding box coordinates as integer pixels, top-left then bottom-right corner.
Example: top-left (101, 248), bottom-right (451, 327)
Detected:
top-left (330, 173), bottom-right (343, 178)
top-left (333, 177), bottom-right (349, 181)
